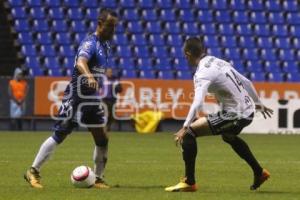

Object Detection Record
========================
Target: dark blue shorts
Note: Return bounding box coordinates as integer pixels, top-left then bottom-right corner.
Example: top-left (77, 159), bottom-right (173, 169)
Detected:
top-left (53, 96), bottom-right (105, 135)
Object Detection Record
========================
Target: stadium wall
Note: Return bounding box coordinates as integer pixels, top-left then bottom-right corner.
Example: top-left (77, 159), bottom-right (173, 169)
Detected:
top-left (1, 77), bottom-right (299, 134)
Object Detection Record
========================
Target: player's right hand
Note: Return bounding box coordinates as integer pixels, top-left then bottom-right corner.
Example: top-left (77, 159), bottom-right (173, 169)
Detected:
top-left (256, 104), bottom-right (273, 119)
top-left (87, 76), bottom-right (98, 90)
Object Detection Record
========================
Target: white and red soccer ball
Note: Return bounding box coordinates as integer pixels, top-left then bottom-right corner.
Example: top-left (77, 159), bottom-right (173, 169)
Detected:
top-left (71, 166), bottom-right (96, 188)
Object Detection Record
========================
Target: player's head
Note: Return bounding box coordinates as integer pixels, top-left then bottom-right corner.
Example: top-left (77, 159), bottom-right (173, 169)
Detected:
top-left (97, 8), bottom-right (118, 41)
top-left (183, 37), bottom-right (206, 67)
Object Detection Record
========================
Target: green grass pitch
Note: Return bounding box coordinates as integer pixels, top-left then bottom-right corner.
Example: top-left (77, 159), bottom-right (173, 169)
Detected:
top-left (0, 131), bottom-right (299, 200)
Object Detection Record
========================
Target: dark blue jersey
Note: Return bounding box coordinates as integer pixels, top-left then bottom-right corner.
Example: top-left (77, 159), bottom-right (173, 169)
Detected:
top-left (66, 33), bottom-right (111, 98)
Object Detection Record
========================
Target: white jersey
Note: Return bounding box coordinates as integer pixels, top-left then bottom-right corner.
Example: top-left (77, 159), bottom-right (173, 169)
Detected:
top-left (183, 55), bottom-right (261, 127)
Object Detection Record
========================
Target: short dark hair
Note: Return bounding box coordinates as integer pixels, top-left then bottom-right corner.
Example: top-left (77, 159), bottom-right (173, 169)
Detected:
top-left (98, 8), bottom-right (118, 23)
top-left (184, 37), bottom-right (206, 57)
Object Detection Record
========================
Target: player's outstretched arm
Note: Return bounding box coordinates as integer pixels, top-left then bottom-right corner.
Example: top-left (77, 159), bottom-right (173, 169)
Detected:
top-left (76, 57), bottom-right (98, 90)
top-left (255, 104), bottom-right (273, 119)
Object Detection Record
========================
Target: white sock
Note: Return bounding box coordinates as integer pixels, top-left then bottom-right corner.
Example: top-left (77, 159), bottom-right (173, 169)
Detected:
top-left (32, 137), bottom-right (58, 171)
top-left (93, 146), bottom-right (108, 179)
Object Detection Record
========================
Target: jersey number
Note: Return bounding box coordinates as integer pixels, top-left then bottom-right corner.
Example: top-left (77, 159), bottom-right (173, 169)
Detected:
top-left (225, 69), bottom-right (244, 93)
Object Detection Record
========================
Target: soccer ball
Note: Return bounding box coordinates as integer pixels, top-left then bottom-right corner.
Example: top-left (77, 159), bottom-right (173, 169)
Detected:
top-left (71, 166), bottom-right (96, 188)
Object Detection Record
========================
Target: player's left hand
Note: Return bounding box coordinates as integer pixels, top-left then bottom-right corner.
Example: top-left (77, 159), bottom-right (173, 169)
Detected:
top-left (256, 104), bottom-right (273, 119)
top-left (174, 127), bottom-right (187, 146)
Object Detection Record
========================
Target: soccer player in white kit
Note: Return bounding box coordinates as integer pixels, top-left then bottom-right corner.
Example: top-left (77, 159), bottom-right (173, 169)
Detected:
top-left (165, 37), bottom-right (273, 192)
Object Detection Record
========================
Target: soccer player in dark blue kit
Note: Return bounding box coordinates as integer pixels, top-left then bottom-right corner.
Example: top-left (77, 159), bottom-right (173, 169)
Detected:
top-left (24, 9), bottom-right (118, 189)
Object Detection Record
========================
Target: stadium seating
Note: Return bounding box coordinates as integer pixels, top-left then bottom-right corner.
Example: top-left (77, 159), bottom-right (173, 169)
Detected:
top-left (7, 0), bottom-right (300, 81)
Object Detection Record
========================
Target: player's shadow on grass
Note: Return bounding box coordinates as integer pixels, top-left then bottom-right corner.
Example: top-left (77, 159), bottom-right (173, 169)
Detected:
top-left (112, 184), bottom-right (165, 189)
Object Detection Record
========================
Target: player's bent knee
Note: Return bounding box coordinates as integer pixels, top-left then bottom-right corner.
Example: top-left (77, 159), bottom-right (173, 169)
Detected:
top-left (221, 134), bottom-right (237, 144)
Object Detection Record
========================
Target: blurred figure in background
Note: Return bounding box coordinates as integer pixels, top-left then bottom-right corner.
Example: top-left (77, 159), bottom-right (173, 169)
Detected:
top-left (102, 68), bottom-right (122, 131)
top-left (8, 67), bottom-right (28, 130)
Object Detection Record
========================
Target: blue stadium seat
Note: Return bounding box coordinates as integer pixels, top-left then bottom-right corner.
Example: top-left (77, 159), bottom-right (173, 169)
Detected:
top-left (179, 10), bottom-right (195, 22)
top-left (286, 73), bottom-right (300, 82)
top-left (131, 34), bottom-right (147, 46)
top-left (127, 22), bottom-right (143, 33)
top-left (220, 36), bottom-right (237, 47)
top-left (207, 48), bottom-right (223, 58)
top-left (114, 34), bottom-right (128, 45)
top-left (74, 33), bottom-right (86, 43)
top-left (242, 49), bottom-right (259, 60)
top-left (282, 61), bottom-right (299, 73)
top-left (218, 24), bottom-right (234, 35)
top-left (169, 47), bottom-right (184, 58)
top-left (266, 72), bottom-right (283, 82)
top-left (63, 57), bottom-right (74, 69)
top-left (139, 0), bottom-right (155, 8)
top-left (232, 11), bottom-right (248, 23)
top-left (224, 48), bottom-right (241, 60)
top-left (59, 46), bottom-right (75, 57)
top-left (164, 22), bottom-right (181, 34)
top-left (245, 60), bottom-right (263, 72)
top-left (119, 0), bottom-right (135, 8)
top-left (87, 21), bottom-right (97, 32)
top-left (166, 35), bottom-right (183, 46)
top-left (283, 1), bottom-right (299, 12)
top-left (133, 46), bottom-right (149, 57)
top-left (136, 58), bottom-right (153, 70)
top-left (11, 7), bottom-right (27, 19)
top-left (48, 8), bottom-right (64, 20)
top-left (152, 47), bottom-right (168, 58)
top-left (253, 24), bottom-right (270, 36)
top-left (101, 0), bottom-right (117, 8)
top-left (154, 58), bottom-right (172, 70)
top-left (197, 10), bottom-right (213, 23)
top-left (44, 0), bottom-right (60, 7)
top-left (146, 22), bottom-right (162, 34)
top-left (265, 0), bottom-right (282, 11)
top-left (268, 12), bottom-right (284, 24)
top-left (286, 13), bottom-right (300, 24)
top-left (195, 0), bottom-right (210, 9)
top-left (230, 0), bottom-right (246, 10)
top-left (40, 45), bottom-right (56, 57)
top-left (142, 9), bottom-right (157, 21)
top-left (211, 0), bottom-right (228, 9)
top-left (175, 0), bottom-right (191, 9)
top-left (122, 69), bottom-right (138, 78)
top-left (274, 38), bottom-right (290, 49)
top-left (260, 49), bottom-right (277, 61)
top-left (55, 33), bottom-right (71, 45)
top-left (272, 25), bottom-right (288, 37)
top-left (214, 10), bottom-right (231, 23)
top-left (203, 35), bottom-right (219, 47)
top-left (30, 8), bottom-right (46, 19)
top-left (176, 71), bottom-right (192, 80)
top-left (18, 33), bottom-right (33, 44)
top-left (235, 24), bottom-right (252, 36)
top-left (249, 72), bottom-right (266, 82)
top-left (123, 9), bottom-right (139, 21)
top-left (21, 45), bottom-right (37, 56)
top-left (238, 36), bottom-right (255, 48)
top-left (44, 57), bottom-right (60, 68)
top-left (149, 34), bottom-right (164, 46)
top-left (232, 60), bottom-right (245, 71)
top-left (8, 0), bottom-right (23, 6)
top-left (37, 32), bottom-right (52, 44)
top-left (30, 67), bottom-right (46, 76)
top-left (140, 70), bottom-right (156, 79)
top-left (291, 38), bottom-right (300, 49)
top-left (14, 19), bottom-right (30, 32)
top-left (27, 0), bottom-right (42, 7)
top-left (52, 20), bottom-right (68, 32)
top-left (49, 69), bottom-right (64, 76)
top-left (67, 8), bottom-right (83, 20)
top-left (86, 8), bottom-right (98, 20)
top-left (182, 22), bottom-right (199, 35)
top-left (250, 11), bottom-right (267, 24)
top-left (71, 21), bottom-right (86, 32)
top-left (25, 57), bottom-right (40, 68)
top-left (278, 49), bottom-right (295, 61)
top-left (158, 70), bottom-right (174, 79)
top-left (63, 0), bottom-right (80, 7)
top-left (200, 24), bottom-right (216, 35)
top-left (264, 61), bottom-right (281, 72)
top-left (247, 0), bottom-right (264, 11)
top-left (33, 20), bottom-right (49, 32)
top-left (173, 58), bottom-right (188, 70)
top-left (160, 9), bottom-right (176, 21)
top-left (119, 58), bottom-right (135, 70)
top-left (156, 0), bottom-right (173, 9)
top-left (81, 0), bottom-right (98, 8)
top-left (117, 46), bottom-right (132, 57)
top-left (256, 37), bottom-right (273, 48)
top-left (290, 25), bottom-right (300, 36)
